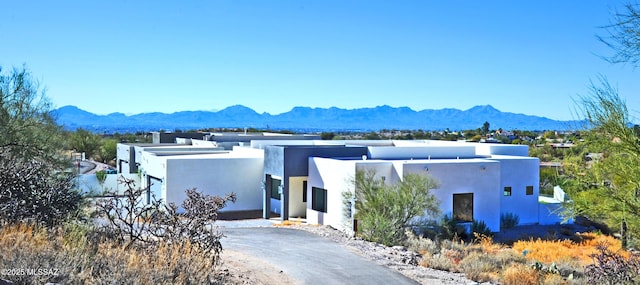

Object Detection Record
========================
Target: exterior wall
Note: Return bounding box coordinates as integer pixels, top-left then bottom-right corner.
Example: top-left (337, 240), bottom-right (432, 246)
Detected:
top-left (116, 143), bottom-right (135, 174)
top-left (264, 146), bottom-right (285, 214)
top-left (139, 152), bottom-right (168, 202)
top-left (152, 132), bottom-right (205, 144)
top-left (163, 155), bottom-right (264, 212)
top-left (263, 145), bottom-right (368, 218)
top-left (401, 160), bottom-right (502, 232)
top-left (356, 161), bottom-right (399, 184)
top-left (308, 157), bottom-right (503, 233)
top-left (490, 156), bottom-right (540, 225)
top-left (539, 202), bottom-right (566, 225)
top-left (191, 139), bottom-right (217, 147)
top-left (77, 173), bottom-right (140, 195)
top-left (307, 158), bottom-right (357, 230)
top-left (368, 146), bottom-right (477, 160)
top-left (475, 144), bottom-right (529, 157)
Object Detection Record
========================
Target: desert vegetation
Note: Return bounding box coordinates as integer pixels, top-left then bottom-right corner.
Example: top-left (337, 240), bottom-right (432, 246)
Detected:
top-left (404, 230), bottom-right (639, 284)
top-left (0, 176), bottom-right (236, 284)
top-left (0, 66), bottom-right (235, 284)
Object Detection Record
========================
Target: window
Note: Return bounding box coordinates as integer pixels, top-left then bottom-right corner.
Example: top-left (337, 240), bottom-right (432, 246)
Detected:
top-left (147, 176), bottom-right (162, 205)
top-left (526, 186), bottom-right (534, 195)
top-left (453, 193), bottom-right (473, 222)
top-left (312, 187), bottom-right (327, 213)
top-left (270, 177), bottom-right (281, 200)
top-left (503, 186), bottom-right (512, 196)
top-left (302, 181), bottom-right (307, 203)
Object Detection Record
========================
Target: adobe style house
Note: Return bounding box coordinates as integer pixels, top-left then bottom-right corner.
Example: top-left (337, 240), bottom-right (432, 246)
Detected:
top-left (307, 141), bottom-right (540, 232)
top-left (116, 135), bottom-right (566, 232)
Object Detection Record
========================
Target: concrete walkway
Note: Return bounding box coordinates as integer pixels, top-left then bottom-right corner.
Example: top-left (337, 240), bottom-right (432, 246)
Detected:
top-left (221, 227), bottom-right (418, 285)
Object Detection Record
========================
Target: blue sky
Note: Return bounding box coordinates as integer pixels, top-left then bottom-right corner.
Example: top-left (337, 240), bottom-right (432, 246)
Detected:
top-left (1, 1), bottom-right (638, 121)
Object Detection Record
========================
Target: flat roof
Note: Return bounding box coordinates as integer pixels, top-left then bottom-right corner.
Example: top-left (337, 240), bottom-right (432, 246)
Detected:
top-left (328, 157), bottom-right (499, 164)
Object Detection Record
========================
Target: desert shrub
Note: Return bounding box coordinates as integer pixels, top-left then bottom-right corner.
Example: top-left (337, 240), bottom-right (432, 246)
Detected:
top-left (459, 252), bottom-right (501, 282)
top-left (585, 243), bottom-right (640, 285)
top-left (95, 170), bottom-right (107, 191)
top-left (353, 170), bottom-right (440, 246)
top-left (0, 160), bottom-right (84, 227)
top-left (405, 231), bottom-right (439, 255)
top-left (96, 176), bottom-right (236, 258)
top-left (501, 212), bottom-right (520, 229)
top-left (150, 188), bottom-right (237, 257)
top-left (436, 214), bottom-right (466, 240)
top-left (421, 252), bottom-right (457, 272)
top-left (94, 176), bottom-right (163, 248)
top-left (502, 263), bottom-right (540, 285)
top-left (471, 219), bottom-right (493, 237)
top-left (458, 240), bottom-right (527, 283)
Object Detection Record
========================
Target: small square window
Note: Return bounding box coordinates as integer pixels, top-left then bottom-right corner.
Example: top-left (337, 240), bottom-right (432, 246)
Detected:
top-left (526, 186), bottom-right (534, 195)
top-left (504, 186), bottom-right (512, 196)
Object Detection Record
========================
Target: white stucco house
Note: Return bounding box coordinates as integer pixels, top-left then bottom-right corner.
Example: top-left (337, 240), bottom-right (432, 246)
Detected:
top-left (306, 141), bottom-right (543, 233)
top-left (116, 137), bottom-right (566, 231)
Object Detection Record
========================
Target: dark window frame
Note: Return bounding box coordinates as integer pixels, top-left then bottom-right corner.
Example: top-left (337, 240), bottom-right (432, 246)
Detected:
top-left (312, 187), bottom-right (327, 213)
top-left (503, 186), bottom-right (512, 196)
top-left (270, 177), bottom-right (281, 200)
top-left (526, 185), bottom-right (534, 195)
top-left (453, 193), bottom-right (474, 222)
top-left (302, 181), bottom-right (308, 203)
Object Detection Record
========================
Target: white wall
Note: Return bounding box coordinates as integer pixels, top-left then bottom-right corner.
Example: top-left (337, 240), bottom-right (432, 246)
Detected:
top-left (368, 146), bottom-right (477, 159)
top-left (164, 154), bottom-right (264, 212)
top-left (116, 143), bottom-right (132, 173)
top-left (139, 152), bottom-right (168, 202)
top-left (539, 202), bottom-right (568, 225)
top-left (475, 144), bottom-right (529, 157)
top-left (77, 173), bottom-right (140, 195)
top-left (401, 159), bottom-right (502, 232)
top-left (490, 156), bottom-right (540, 225)
top-left (309, 157), bottom-right (503, 232)
top-left (307, 158), bottom-right (357, 231)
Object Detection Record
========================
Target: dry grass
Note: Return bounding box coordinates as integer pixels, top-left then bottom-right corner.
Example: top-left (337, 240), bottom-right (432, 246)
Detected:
top-left (0, 223), bottom-right (225, 284)
top-left (501, 263), bottom-right (540, 285)
top-left (512, 232), bottom-right (623, 264)
top-left (407, 231), bottom-right (615, 284)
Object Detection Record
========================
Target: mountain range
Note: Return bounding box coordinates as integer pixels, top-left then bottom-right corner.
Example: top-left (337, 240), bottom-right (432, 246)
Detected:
top-left (51, 105), bottom-right (577, 133)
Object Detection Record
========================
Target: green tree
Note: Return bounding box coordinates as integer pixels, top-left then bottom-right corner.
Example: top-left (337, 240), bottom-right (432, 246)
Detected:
top-left (99, 138), bottom-right (118, 164)
top-left (0, 66), bottom-right (66, 167)
top-left (482, 121), bottom-right (490, 135)
top-left (0, 66), bottom-right (83, 226)
top-left (598, 3), bottom-right (640, 67)
top-left (564, 79), bottom-right (640, 242)
top-left (349, 170), bottom-right (440, 246)
top-left (70, 128), bottom-right (102, 159)
top-left (320, 132), bottom-right (336, 140)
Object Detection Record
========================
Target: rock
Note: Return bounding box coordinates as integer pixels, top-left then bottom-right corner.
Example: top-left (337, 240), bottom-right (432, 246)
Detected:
top-left (392, 245), bottom-right (407, 252)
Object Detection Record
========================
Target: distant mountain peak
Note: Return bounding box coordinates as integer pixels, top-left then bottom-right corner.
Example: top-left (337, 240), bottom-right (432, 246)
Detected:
top-left (467, 105), bottom-right (499, 113)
